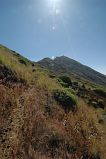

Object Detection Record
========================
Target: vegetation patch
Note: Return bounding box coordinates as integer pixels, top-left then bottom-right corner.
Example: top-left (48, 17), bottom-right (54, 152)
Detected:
top-left (18, 58), bottom-right (27, 65)
top-left (53, 88), bottom-right (77, 113)
top-left (18, 56), bottom-right (31, 66)
top-left (0, 45), bottom-right (106, 159)
top-left (88, 98), bottom-right (105, 109)
top-left (57, 75), bottom-right (72, 87)
top-left (0, 64), bottom-right (18, 83)
top-left (94, 88), bottom-right (106, 98)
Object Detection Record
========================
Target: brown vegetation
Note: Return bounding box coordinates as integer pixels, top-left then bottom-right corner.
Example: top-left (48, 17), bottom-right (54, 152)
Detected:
top-left (0, 45), bottom-right (106, 159)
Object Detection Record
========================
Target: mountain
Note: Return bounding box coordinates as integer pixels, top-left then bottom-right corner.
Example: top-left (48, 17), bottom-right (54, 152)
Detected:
top-left (38, 56), bottom-right (106, 87)
top-left (0, 45), bottom-right (106, 159)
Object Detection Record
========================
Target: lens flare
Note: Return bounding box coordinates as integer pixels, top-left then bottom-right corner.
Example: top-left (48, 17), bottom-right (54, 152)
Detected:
top-left (48, 0), bottom-right (61, 11)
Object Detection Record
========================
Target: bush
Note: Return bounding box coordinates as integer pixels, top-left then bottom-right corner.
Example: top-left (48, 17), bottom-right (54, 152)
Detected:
top-left (97, 99), bottom-right (104, 109)
top-left (91, 101), bottom-right (98, 108)
top-left (73, 81), bottom-right (78, 86)
top-left (53, 88), bottom-right (77, 113)
top-left (88, 99), bottom-right (104, 109)
top-left (32, 63), bottom-right (35, 67)
top-left (48, 135), bottom-right (62, 150)
top-left (65, 88), bottom-right (75, 95)
top-left (49, 74), bottom-right (56, 78)
top-left (11, 50), bottom-right (16, 53)
top-left (58, 75), bottom-right (72, 87)
top-left (0, 65), bottom-right (18, 83)
top-left (58, 80), bottom-right (68, 87)
top-left (19, 59), bottom-right (27, 65)
top-left (82, 84), bottom-right (86, 89)
top-left (94, 89), bottom-right (106, 98)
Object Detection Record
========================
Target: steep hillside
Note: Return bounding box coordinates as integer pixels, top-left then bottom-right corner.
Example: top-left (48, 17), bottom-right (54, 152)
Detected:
top-left (38, 56), bottom-right (106, 87)
top-left (0, 45), bottom-right (106, 159)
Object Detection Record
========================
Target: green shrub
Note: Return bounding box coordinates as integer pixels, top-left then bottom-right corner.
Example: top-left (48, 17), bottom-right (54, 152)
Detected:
top-left (11, 50), bottom-right (16, 54)
top-left (58, 80), bottom-right (68, 87)
top-left (97, 99), bottom-right (104, 109)
top-left (94, 89), bottom-right (106, 98)
top-left (58, 75), bottom-right (72, 87)
top-left (91, 101), bottom-right (98, 108)
top-left (88, 99), bottom-right (104, 109)
top-left (65, 88), bottom-right (76, 95)
top-left (82, 84), bottom-right (86, 89)
top-left (53, 88), bottom-right (77, 113)
top-left (103, 111), bottom-right (106, 116)
top-left (49, 74), bottom-right (56, 78)
top-left (19, 59), bottom-right (27, 65)
top-left (17, 54), bottom-right (31, 66)
top-left (32, 63), bottom-right (35, 67)
top-left (73, 81), bottom-right (78, 86)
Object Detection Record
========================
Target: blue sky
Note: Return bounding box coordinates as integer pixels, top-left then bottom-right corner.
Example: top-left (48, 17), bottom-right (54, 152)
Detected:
top-left (0, 0), bottom-right (106, 74)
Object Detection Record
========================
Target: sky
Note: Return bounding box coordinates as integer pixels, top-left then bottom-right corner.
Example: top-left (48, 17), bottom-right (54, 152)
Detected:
top-left (0, 0), bottom-right (106, 74)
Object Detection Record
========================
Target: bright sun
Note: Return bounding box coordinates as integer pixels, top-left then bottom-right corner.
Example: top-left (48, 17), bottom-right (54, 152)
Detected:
top-left (49, 0), bottom-right (61, 9)
top-left (50, 0), bottom-right (60, 3)
top-left (47, 0), bottom-right (62, 31)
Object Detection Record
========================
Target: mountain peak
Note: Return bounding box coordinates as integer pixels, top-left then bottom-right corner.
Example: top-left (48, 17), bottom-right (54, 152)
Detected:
top-left (38, 56), bottom-right (106, 86)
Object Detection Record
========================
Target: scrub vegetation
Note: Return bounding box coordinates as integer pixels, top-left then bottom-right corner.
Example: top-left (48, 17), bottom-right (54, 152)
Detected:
top-left (0, 45), bottom-right (106, 159)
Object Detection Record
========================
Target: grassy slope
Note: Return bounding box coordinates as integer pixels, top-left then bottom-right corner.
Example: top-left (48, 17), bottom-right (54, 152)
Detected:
top-left (0, 44), bottom-right (37, 83)
top-left (0, 45), bottom-right (106, 159)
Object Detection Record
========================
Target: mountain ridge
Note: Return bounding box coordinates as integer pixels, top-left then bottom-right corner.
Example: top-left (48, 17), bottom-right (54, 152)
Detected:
top-left (37, 56), bottom-right (106, 87)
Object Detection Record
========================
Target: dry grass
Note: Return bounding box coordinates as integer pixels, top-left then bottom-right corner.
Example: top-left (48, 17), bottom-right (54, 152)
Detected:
top-left (0, 83), bottom-right (106, 159)
top-left (0, 45), bottom-right (106, 159)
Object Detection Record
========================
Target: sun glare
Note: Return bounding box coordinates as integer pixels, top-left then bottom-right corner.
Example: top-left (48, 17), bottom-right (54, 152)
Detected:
top-left (46, 0), bottom-right (62, 31)
top-left (48, 0), bottom-right (61, 11)
top-left (50, 0), bottom-right (60, 3)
